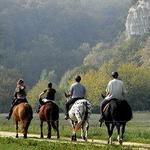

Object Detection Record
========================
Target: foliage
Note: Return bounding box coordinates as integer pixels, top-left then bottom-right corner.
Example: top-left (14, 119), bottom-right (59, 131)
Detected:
top-left (0, 0), bottom-right (131, 84)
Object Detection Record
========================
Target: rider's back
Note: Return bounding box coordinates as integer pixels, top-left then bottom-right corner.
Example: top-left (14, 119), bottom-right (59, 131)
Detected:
top-left (106, 79), bottom-right (126, 100)
top-left (70, 82), bottom-right (86, 98)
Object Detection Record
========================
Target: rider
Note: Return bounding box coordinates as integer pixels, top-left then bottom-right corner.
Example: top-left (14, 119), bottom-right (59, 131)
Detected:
top-left (37, 82), bottom-right (56, 112)
top-left (99, 71), bottom-right (127, 124)
top-left (6, 79), bottom-right (27, 120)
top-left (65, 75), bottom-right (86, 120)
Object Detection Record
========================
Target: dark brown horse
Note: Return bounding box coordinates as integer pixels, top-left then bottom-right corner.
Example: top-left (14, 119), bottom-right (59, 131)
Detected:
top-left (38, 101), bottom-right (59, 139)
top-left (12, 102), bottom-right (33, 138)
top-left (100, 95), bottom-right (132, 144)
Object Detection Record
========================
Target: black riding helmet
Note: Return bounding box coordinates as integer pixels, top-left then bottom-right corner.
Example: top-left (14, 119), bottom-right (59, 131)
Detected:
top-left (75, 75), bottom-right (81, 82)
top-left (17, 79), bottom-right (24, 85)
top-left (48, 82), bottom-right (52, 88)
top-left (111, 71), bottom-right (119, 78)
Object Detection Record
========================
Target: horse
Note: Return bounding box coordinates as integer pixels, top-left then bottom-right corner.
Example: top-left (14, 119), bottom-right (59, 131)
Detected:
top-left (65, 93), bottom-right (92, 141)
top-left (100, 95), bottom-right (132, 145)
top-left (38, 101), bottom-right (59, 139)
top-left (12, 102), bottom-right (33, 138)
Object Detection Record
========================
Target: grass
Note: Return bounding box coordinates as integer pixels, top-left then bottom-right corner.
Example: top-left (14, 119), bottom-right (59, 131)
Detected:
top-left (0, 137), bottom-right (130, 150)
top-left (0, 112), bottom-right (150, 144)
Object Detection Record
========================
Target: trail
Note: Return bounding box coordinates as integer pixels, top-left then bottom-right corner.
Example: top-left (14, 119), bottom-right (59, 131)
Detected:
top-left (0, 131), bottom-right (150, 149)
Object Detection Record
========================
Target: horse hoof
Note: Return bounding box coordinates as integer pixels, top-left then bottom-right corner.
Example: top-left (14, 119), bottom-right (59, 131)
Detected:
top-left (16, 134), bottom-right (18, 138)
top-left (57, 136), bottom-right (60, 139)
top-left (81, 136), bottom-right (87, 141)
top-left (71, 135), bottom-right (77, 141)
top-left (24, 135), bottom-right (27, 138)
top-left (119, 139), bottom-right (123, 145)
top-left (47, 136), bottom-right (51, 139)
top-left (40, 135), bottom-right (44, 138)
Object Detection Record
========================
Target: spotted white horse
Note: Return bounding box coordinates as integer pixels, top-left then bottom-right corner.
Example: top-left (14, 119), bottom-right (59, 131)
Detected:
top-left (68, 99), bottom-right (92, 141)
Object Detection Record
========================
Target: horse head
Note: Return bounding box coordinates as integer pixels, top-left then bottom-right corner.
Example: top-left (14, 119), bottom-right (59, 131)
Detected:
top-left (64, 92), bottom-right (71, 102)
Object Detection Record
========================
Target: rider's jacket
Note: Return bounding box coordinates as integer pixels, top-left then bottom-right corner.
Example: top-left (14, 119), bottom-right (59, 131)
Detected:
top-left (105, 79), bottom-right (127, 100)
top-left (14, 85), bottom-right (26, 100)
top-left (70, 82), bottom-right (86, 98)
top-left (44, 88), bottom-right (56, 101)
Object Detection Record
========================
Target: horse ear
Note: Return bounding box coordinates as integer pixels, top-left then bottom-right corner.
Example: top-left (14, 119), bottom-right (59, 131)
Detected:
top-left (64, 92), bottom-right (68, 98)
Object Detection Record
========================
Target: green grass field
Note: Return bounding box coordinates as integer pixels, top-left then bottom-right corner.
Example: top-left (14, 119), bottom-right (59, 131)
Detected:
top-left (0, 137), bottom-right (130, 150)
top-left (0, 112), bottom-right (150, 144)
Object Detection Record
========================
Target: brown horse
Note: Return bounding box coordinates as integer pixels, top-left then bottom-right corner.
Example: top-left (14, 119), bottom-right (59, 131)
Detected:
top-left (12, 102), bottom-right (33, 138)
top-left (38, 101), bottom-right (59, 139)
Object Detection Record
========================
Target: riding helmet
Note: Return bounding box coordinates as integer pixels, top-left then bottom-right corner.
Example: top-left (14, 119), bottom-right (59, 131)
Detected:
top-left (75, 75), bottom-right (81, 82)
top-left (111, 71), bottom-right (119, 78)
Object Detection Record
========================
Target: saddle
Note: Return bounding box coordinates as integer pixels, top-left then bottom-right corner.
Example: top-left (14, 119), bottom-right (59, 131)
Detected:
top-left (39, 100), bottom-right (55, 113)
top-left (102, 99), bottom-right (118, 113)
top-left (13, 99), bottom-right (27, 106)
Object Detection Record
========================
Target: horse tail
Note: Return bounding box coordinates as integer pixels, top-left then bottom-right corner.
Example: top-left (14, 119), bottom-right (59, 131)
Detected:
top-left (21, 104), bottom-right (33, 135)
top-left (25, 104), bottom-right (33, 119)
top-left (115, 100), bottom-right (133, 122)
top-left (83, 102), bottom-right (88, 123)
top-left (51, 104), bottom-right (59, 131)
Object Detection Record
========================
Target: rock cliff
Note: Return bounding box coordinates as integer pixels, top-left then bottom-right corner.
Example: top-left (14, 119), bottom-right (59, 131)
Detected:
top-left (126, 0), bottom-right (150, 37)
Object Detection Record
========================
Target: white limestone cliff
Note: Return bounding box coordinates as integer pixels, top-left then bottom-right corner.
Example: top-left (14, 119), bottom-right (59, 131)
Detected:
top-left (126, 0), bottom-right (150, 37)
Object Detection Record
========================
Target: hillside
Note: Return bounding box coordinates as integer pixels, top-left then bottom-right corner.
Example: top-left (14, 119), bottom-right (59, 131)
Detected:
top-left (0, 0), bottom-right (131, 85)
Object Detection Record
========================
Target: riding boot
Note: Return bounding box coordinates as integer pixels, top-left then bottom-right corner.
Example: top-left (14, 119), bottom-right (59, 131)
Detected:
top-left (37, 105), bottom-right (41, 113)
top-left (6, 107), bottom-right (13, 120)
top-left (99, 114), bottom-right (104, 127)
top-left (64, 104), bottom-right (69, 120)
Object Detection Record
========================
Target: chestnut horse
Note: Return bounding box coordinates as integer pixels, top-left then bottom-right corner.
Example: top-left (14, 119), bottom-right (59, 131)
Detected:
top-left (12, 102), bottom-right (33, 138)
top-left (38, 101), bottom-right (59, 139)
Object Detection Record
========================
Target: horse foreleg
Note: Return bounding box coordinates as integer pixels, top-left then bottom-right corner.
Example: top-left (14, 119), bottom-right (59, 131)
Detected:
top-left (16, 121), bottom-right (19, 138)
top-left (47, 121), bottom-right (51, 139)
top-left (40, 121), bottom-right (44, 138)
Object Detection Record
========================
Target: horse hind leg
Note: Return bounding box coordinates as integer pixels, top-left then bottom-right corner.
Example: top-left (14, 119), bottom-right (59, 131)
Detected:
top-left (106, 123), bottom-right (114, 144)
top-left (71, 131), bottom-right (77, 141)
top-left (47, 121), bottom-right (51, 139)
top-left (120, 123), bottom-right (126, 145)
top-left (23, 119), bottom-right (32, 138)
top-left (40, 121), bottom-right (44, 138)
top-left (81, 121), bottom-right (89, 141)
top-left (116, 123), bottom-right (121, 144)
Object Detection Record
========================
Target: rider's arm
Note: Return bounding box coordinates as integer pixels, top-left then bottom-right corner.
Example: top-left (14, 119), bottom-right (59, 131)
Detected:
top-left (39, 89), bottom-right (47, 98)
top-left (122, 83), bottom-right (127, 96)
top-left (106, 81), bottom-right (111, 96)
top-left (69, 85), bottom-right (74, 97)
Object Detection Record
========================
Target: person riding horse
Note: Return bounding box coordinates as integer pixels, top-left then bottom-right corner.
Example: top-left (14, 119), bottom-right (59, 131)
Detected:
top-left (37, 82), bottom-right (56, 113)
top-left (6, 79), bottom-right (28, 120)
top-left (65, 75), bottom-right (86, 120)
top-left (99, 71), bottom-right (127, 125)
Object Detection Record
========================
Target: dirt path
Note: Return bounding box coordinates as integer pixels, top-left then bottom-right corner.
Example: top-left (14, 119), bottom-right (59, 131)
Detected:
top-left (0, 131), bottom-right (150, 149)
